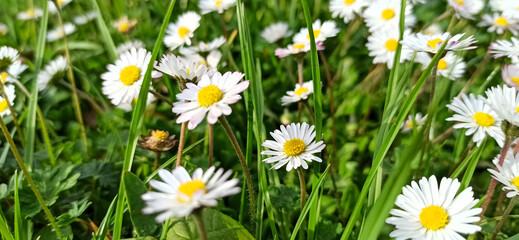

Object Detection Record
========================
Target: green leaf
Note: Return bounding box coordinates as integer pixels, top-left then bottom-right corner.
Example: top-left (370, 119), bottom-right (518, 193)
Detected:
top-left (123, 171), bottom-right (159, 237)
top-left (267, 185), bottom-right (300, 215)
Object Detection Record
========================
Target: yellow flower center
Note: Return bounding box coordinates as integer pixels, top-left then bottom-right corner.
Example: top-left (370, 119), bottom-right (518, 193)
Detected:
top-left (197, 85), bottom-right (223, 107)
top-left (57, 0), bottom-right (64, 6)
top-left (405, 121), bottom-right (414, 128)
top-left (457, 0), bottom-right (464, 5)
top-left (427, 38), bottom-right (444, 50)
top-left (385, 39), bottom-right (398, 51)
top-left (382, 9), bottom-right (395, 20)
top-left (215, 0), bottom-right (223, 6)
top-left (0, 30), bottom-right (5, 35)
top-left (152, 130), bottom-right (168, 141)
top-left (512, 177), bottom-right (519, 189)
top-left (473, 112), bottom-right (495, 127)
top-left (419, 205), bottom-right (449, 230)
top-left (1, 72), bottom-right (8, 83)
top-left (437, 59), bottom-right (448, 70)
top-left (283, 138), bottom-right (306, 156)
top-left (495, 17), bottom-right (508, 27)
top-left (0, 100), bottom-right (7, 113)
top-left (293, 44), bottom-right (305, 50)
top-left (516, 106), bottom-right (519, 113)
top-left (344, 0), bottom-right (355, 4)
top-left (307, 30), bottom-right (321, 40)
top-left (178, 27), bottom-right (190, 38)
top-left (295, 87), bottom-right (309, 96)
top-left (512, 77), bottom-right (519, 86)
top-left (119, 22), bottom-right (129, 32)
top-left (26, 9), bottom-right (35, 17)
top-left (119, 65), bottom-right (141, 86)
top-left (177, 180), bottom-right (207, 203)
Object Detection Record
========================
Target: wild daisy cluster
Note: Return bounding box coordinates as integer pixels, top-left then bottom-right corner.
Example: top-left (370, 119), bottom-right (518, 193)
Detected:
top-left (0, 46), bottom-right (27, 117)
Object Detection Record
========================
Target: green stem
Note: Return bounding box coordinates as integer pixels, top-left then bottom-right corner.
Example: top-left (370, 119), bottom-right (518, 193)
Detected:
top-left (150, 89), bottom-right (174, 107)
top-left (492, 198), bottom-right (517, 240)
top-left (208, 123), bottom-right (214, 166)
top-left (297, 168), bottom-right (306, 209)
top-left (192, 209), bottom-right (208, 240)
top-left (176, 122), bottom-right (187, 167)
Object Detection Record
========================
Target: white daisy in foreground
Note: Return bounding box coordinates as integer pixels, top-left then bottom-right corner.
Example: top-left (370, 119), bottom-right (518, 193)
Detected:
top-left (1, 60), bottom-right (28, 84)
top-left (142, 166), bottom-right (241, 222)
top-left (155, 53), bottom-right (214, 84)
top-left (416, 52), bottom-right (466, 80)
top-left (401, 113), bottom-right (427, 132)
top-left (386, 176), bottom-right (482, 240)
top-left (116, 40), bottom-right (145, 55)
top-left (401, 32), bottom-right (476, 53)
top-left (446, 93), bottom-right (505, 147)
top-left (329, 0), bottom-right (368, 23)
top-left (490, 37), bottom-right (519, 59)
top-left (17, 8), bottom-right (43, 20)
top-left (489, 151), bottom-right (519, 198)
top-left (261, 122), bottom-right (326, 171)
top-left (172, 72), bottom-right (249, 129)
top-left (182, 36), bottom-right (226, 54)
top-left (164, 12), bottom-right (201, 50)
top-left (101, 48), bottom-right (162, 105)
top-left (48, 0), bottom-right (72, 13)
top-left (198, 0), bottom-right (236, 14)
top-left (366, 28), bottom-right (411, 69)
top-left (261, 22), bottom-right (292, 43)
top-left (37, 56), bottom-right (68, 91)
top-left (363, 0), bottom-right (415, 32)
top-left (503, 65), bottom-right (519, 91)
top-left (281, 81), bottom-right (314, 106)
top-left (293, 19), bottom-right (339, 43)
top-left (485, 85), bottom-right (519, 127)
top-left (479, 13), bottom-right (519, 35)
top-left (0, 85), bottom-right (15, 116)
top-left (275, 42), bottom-right (325, 58)
top-left (0, 46), bottom-right (20, 70)
top-left (112, 16), bottom-right (137, 33)
top-left (73, 11), bottom-right (97, 25)
top-left (47, 23), bottom-right (76, 42)
top-left (448, 0), bottom-right (483, 20)
top-left (116, 93), bottom-right (156, 112)
top-left (0, 23), bottom-right (7, 36)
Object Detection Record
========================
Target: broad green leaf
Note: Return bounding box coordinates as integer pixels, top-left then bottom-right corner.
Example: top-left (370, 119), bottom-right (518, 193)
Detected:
top-left (124, 171), bottom-right (159, 237)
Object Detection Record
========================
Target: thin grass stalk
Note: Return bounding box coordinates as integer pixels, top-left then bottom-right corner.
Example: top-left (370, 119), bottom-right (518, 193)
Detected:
top-left (0, 115), bottom-right (62, 238)
top-left (297, 58), bottom-right (304, 122)
top-left (13, 170), bottom-right (22, 240)
top-left (150, 89), bottom-right (174, 107)
top-left (491, 197), bottom-right (517, 240)
top-left (297, 168), bottom-right (306, 209)
top-left (0, 207), bottom-right (14, 240)
top-left (176, 122), bottom-right (187, 167)
top-left (0, 81), bottom-right (24, 146)
top-left (208, 123), bottom-right (214, 166)
top-left (90, 0), bottom-right (118, 60)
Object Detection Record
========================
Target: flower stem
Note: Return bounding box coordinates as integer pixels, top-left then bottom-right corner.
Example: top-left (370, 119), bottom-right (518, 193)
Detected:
top-left (176, 122), bottom-right (188, 167)
top-left (218, 116), bottom-right (256, 222)
top-left (0, 115), bottom-right (62, 239)
top-left (319, 51), bottom-right (337, 154)
top-left (150, 89), bottom-right (174, 107)
top-left (192, 209), bottom-right (207, 240)
top-left (297, 57), bottom-right (304, 86)
top-left (0, 81), bottom-right (24, 147)
top-left (297, 168), bottom-right (306, 210)
top-left (153, 152), bottom-right (161, 171)
top-left (220, 14), bottom-right (228, 39)
top-left (491, 198), bottom-right (517, 240)
top-left (208, 123), bottom-right (214, 166)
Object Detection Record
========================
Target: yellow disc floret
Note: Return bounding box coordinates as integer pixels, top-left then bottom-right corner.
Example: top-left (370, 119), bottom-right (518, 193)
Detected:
top-left (177, 179), bottom-right (207, 203)
top-left (385, 39), bottom-right (398, 51)
top-left (215, 0), bottom-right (223, 6)
top-left (473, 112), bottom-right (495, 127)
top-left (1, 72), bottom-right (8, 83)
top-left (419, 205), bottom-right (449, 231)
top-left (119, 65), bottom-right (141, 86)
top-left (307, 30), bottom-right (321, 40)
top-left (344, 0), bottom-right (355, 4)
top-left (283, 138), bottom-right (306, 156)
top-left (457, 0), bottom-right (464, 5)
top-left (437, 59), bottom-right (448, 70)
top-left (427, 38), bottom-right (444, 50)
top-left (119, 22), bottom-right (129, 33)
top-left (511, 77), bottom-right (519, 86)
top-left (152, 130), bottom-right (168, 141)
top-left (295, 87), bottom-right (308, 96)
top-left (178, 27), bottom-right (190, 38)
top-left (382, 9), bottom-right (395, 20)
top-left (0, 100), bottom-right (7, 113)
top-left (495, 17), bottom-right (508, 27)
top-left (198, 85), bottom-right (223, 107)
top-left (512, 177), bottom-right (519, 190)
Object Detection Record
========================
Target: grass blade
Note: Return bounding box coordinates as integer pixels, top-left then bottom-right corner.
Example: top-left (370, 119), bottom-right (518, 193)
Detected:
top-left (0, 207), bottom-right (14, 240)
top-left (90, 0), bottom-right (118, 60)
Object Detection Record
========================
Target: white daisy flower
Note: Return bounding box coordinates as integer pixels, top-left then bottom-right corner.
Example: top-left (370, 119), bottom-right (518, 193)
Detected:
top-left (423, 24), bottom-right (443, 35)
top-left (490, 37), bottom-right (519, 59)
top-left (275, 42), bottom-right (325, 58)
top-left (172, 71), bottom-right (249, 130)
top-left (488, 151), bottom-right (519, 198)
top-left (116, 40), bottom-right (145, 56)
top-left (363, 0), bottom-right (416, 32)
top-left (0, 23), bottom-right (7, 36)
top-left (182, 36), bottom-right (226, 54)
top-left (155, 53), bottom-right (214, 84)
top-left (101, 48), bottom-right (162, 105)
top-left (281, 81), bottom-right (314, 106)
top-left (479, 13), bottom-right (519, 35)
top-left (329, 0), bottom-right (368, 24)
top-left (0, 84), bottom-right (15, 117)
top-left (142, 166), bottom-right (241, 222)
top-left (112, 16), bottom-right (137, 33)
top-left (386, 176), bottom-right (482, 240)
top-left (416, 52), bottom-right (466, 80)
top-left (198, 0), bottom-right (236, 15)
top-left (46, 23), bottom-right (76, 42)
top-left (400, 32), bottom-right (477, 53)
top-left (181, 50), bottom-right (222, 69)
top-left (503, 65), bottom-right (519, 91)
top-left (1, 60), bottom-right (28, 84)
top-left (485, 85), bottom-right (519, 127)
top-left (261, 122), bottom-right (326, 171)
top-left (401, 113), bottom-right (427, 132)
top-left (17, 8), bottom-right (43, 20)
top-left (116, 93), bottom-right (156, 112)
top-left (73, 11), bottom-right (97, 25)
top-left (292, 19), bottom-right (339, 44)
top-left (490, 0), bottom-right (508, 11)
top-left (446, 93), bottom-right (505, 147)
top-left (502, 0), bottom-right (519, 19)
top-left (164, 12), bottom-right (201, 50)
top-left (48, 0), bottom-right (72, 13)
top-left (37, 56), bottom-right (68, 91)
top-left (261, 22), bottom-right (292, 43)
top-left (0, 46), bottom-right (20, 71)
top-left (366, 28), bottom-right (412, 69)
top-left (447, 0), bottom-right (483, 20)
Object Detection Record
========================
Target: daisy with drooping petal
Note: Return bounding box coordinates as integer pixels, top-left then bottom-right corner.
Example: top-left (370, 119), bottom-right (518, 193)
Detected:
top-left (0, 24), bottom-right (7, 36)
top-left (478, 13), bottom-right (519, 35)
top-left (101, 48), bottom-right (162, 105)
top-left (37, 56), bottom-right (68, 91)
top-left (401, 32), bottom-right (477, 53)
top-left (386, 176), bottom-right (482, 240)
top-left (198, 0), bottom-right (236, 14)
top-left (446, 93), bottom-right (505, 147)
top-left (172, 72), bottom-right (249, 130)
top-left (416, 52), bottom-right (466, 80)
top-left (17, 8), bottom-right (43, 20)
top-left (275, 42), bottom-right (325, 58)
top-left (48, 0), bottom-right (72, 13)
top-left (401, 113), bottom-right (427, 132)
top-left (164, 12), bottom-right (201, 50)
top-left (490, 37), bottom-right (519, 59)
top-left (363, 0), bottom-right (415, 32)
top-left (488, 151), bottom-right (519, 198)
top-left (0, 46), bottom-right (20, 71)
top-left (329, 0), bottom-right (368, 24)
top-left (447, 0), bottom-right (483, 20)
top-left (503, 65), bottom-right (519, 91)
top-left (112, 16), bottom-right (137, 33)
top-left (293, 19), bottom-right (339, 44)
top-left (155, 53), bottom-right (214, 85)
top-left (142, 166), bottom-right (241, 222)
top-left (261, 22), bottom-right (292, 43)
top-left (261, 122), bottom-right (326, 171)
top-left (116, 40), bottom-right (145, 55)
top-left (47, 23), bottom-right (76, 42)
top-left (281, 81), bottom-right (314, 106)
top-left (73, 11), bottom-right (97, 25)
top-left (485, 85), bottom-right (519, 127)
top-left (1, 60), bottom-right (28, 84)
top-left (366, 28), bottom-right (412, 69)
top-left (0, 85), bottom-right (15, 117)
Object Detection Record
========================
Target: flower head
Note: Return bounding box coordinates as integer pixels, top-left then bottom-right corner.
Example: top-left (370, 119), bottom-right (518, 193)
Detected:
top-left (478, 13), bottom-right (519, 35)
top-left (488, 151), bottom-right (519, 198)
top-left (401, 32), bottom-right (476, 53)
top-left (0, 24), bottom-right (7, 36)
top-left (48, 0), bottom-right (72, 13)
top-left (448, 0), bottom-right (483, 19)
top-left (155, 53), bottom-right (214, 85)
top-left (183, 36), bottom-right (226, 54)
top-left (281, 81), bottom-right (314, 106)
top-left (198, 0), bottom-right (236, 14)
top-left (416, 52), bottom-right (466, 80)
top-left (401, 113), bottom-right (427, 132)
top-left (17, 8), bottom-right (43, 20)
top-left (293, 19), bottom-right (339, 44)
top-left (261, 22), bottom-right (292, 43)
top-left (363, 0), bottom-right (415, 32)
top-left (73, 11), bottom-right (98, 25)
top-left (330, 0), bottom-right (368, 23)
top-left (112, 16), bottom-right (137, 33)
top-left (181, 50), bottom-right (222, 69)
top-left (0, 46), bottom-right (20, 71)
top-left (1, 60), bottom-right (27, 84)
top-left (37, 56), bottom-right (68, 91)
top-left (503, 65), bottom-right (519, 91)
top-left (138, 130), bottom-right (178, 152)
top-left (366, 28), bottom-right (412, 69)
top-left (275, 42), bottom-right (325, 58)
top-left (47, 23), bottom-right (76, 42)
top-left (0, 85), bottom-right (15, 117)
top-left (164, 12), bottom-right (201, 50)
top-left (485, 85), bottom-right (519, 127)
top-left (490, 37), bottom-right (519, 59)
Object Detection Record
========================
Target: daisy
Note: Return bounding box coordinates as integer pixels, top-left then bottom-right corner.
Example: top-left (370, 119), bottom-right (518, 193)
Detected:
top-left (281, 81), bottom-right (314, 106)
top-left (447, 0), bottom-right (484, 20)
top-left (423, 24), bottom-right (443, 35)
top-left (488, 151), bottom-right (519, 198)
top-left (1, 60), bottom-right (28, 84)
top-left (363, 0), bottom-right (415, 32)
top-left (142, 166), bottom-right (241, 222)
top-left (503, 65), bottom-right (519, 91)
top-left (386, 176), bottom-right (482, 240)
top-left (366, 28), bottom-right (412, 69)
top-left (48, 0), bottom-right (72, 13)
top-left (172, 71), bottom-right (249, 130)
top-left (446, 93), bottom-right (505, 147)
top-left (155, 53), bottom-right (214, 85)
top-left (116, 93), bottom-right (156, 112)
top-left (17, 8), bottom-right (43, 20)
top-left (490, 37), bottom-right (519, 59)
top-left (490, 0), bottom-right (508, 11)
top-left (0, 24), bottom-right (7, 36)
top-left (275, 42), bottom-right (325, 58)
top-left (329, 0), bottom-right (368, 24)
top-left (181, 50), bottom-right (222, 69)
top-left (198, 0), bottom-right (236, 14)
top-left (116, 40), bottom-right (145, 55)
top-left (401, 113), bottom-right (427, 132)
top-left (46, 23), bottom-right (76, 42)
top-left (164, 12), bottom-right (201, 50)
top-left (182, 36), bottom-right (226, 55)
top-left (502, 0), bottom-right (519, 18)
top-left (37, 56), bottom-right (68, 91)
top-left (292, 19), bottom-right (339, 44)
top-left (0, 46), bottom-right (20, 71)
top-left (0, 85), bottom-right (15, 116)
top-left (73, 11), bottom-right (97, 25)
top-left (101, 48), bottom-right (162, 105)
top-left (112, 16), bottom-right (137, 33)
top-left (261, 22), bottom-right (292, 43)
top-left (416, 52), bottom-right (466, 80)
top-left (485, 85), bottom-right (519, 127)
top-left (401, 32), bottom-right (477, 53)
top-left (479, 13), bottom-right (519, 35)
top-left (261, 122), bottom-right (325, 171)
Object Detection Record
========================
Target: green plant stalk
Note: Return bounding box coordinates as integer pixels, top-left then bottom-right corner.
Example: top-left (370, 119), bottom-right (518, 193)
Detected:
top-left (0, 116), bottom-right (62, 238)
top-left (298, 168), bottom-right (306, 210)
top-left (14, 170), bottom-right (22, 240)
top-left (459, 140), bottom-right (486, 191)
top-left (492, 197), bottom-right (517, 240)
top-left (450, 144), bottom-right (481, 179)
top-left (0, 207), bottom-right (14, 240)
top-left (192, 209), bottom-right (208, 240)
top-left (90, 0), bottom-right (118, 60)
top-left (176, 122), bottom-right (187, 167)
top-left (0, 81), bottom-right (24, 146)
top-left (208, 123), bottom-right (214, 166)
